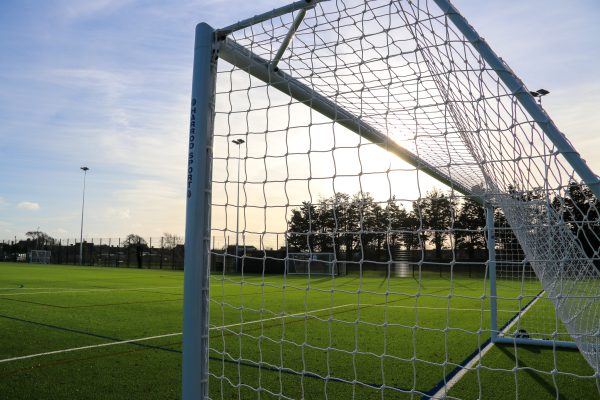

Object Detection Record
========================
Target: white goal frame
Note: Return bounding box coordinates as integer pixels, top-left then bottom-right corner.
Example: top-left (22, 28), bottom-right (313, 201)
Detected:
top-left (285, 252), bottom-right (336, 276)
top-left (183, 1), bottom-right (600, 399)
top-left (29, 250), bottom-right (51, 264)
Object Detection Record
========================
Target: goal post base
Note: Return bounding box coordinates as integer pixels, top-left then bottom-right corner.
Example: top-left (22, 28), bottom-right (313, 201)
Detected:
top-left (492, 336), bottom-right (578, 349)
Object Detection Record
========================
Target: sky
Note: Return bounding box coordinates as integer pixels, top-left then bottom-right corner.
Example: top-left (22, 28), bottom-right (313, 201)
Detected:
top-left (0, 0), bottom-right (599, 241)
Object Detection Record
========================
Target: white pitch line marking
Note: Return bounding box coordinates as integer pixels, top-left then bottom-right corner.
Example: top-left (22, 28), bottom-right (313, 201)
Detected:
top-left (0, 304), bottom-right (355, 364)
top-left (496, 293), bottom-right (544, 336)
top-left (0, 333), bottom-right (183, 364)
top-left (0, 286), bottom-right (181, 296)
top-left (0, 299), bottom-right (534, 366)
top-left (429, 292), bottom-right (544, 399)
top-left (214, 303), bottom-right (355, 330)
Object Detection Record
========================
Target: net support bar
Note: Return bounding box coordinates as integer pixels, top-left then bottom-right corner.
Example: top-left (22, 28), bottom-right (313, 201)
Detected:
top-left (486, 205), bottom-right (498, 341)
top-left (183, 22), bottom-right (217, 400)
top-left (271, 8), bottom-right (307, 71)
top-left (433, 0), bottom-right (600, 198)
top-left (217, 0), bottom-right (323, 39)
top-left (218, 38), bottom-right (475, 197)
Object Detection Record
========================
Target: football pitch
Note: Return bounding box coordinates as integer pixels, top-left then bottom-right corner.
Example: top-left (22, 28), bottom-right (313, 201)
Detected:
top-left (0, 263), bottom-right (597, 399)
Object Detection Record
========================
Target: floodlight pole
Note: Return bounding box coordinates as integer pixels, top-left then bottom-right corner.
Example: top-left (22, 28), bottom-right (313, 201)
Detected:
top-left (79, 166), bottom-right (89, 265)
top-left (183, 22), bottom-right (217, 400)
top-left (232, 138), bottom-right (245, 272)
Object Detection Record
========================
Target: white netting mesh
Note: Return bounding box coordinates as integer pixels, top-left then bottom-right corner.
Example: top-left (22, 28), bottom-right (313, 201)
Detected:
top-left (494, 210), bottom-right (572, 343)
top-left (201, 0), bottom-right (600, 397)
top-left (494, 194), bottom-right (599, 367)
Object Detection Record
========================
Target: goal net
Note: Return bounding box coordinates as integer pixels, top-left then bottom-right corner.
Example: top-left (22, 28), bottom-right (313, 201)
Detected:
top-left (183, 1), bottom-right (600, 398)
top-left (492, 211), bottom-right (576, 346)
top-left (286, 252), bottom-right (336, 276)
top-left (29, 250), bottom-right (51, 264)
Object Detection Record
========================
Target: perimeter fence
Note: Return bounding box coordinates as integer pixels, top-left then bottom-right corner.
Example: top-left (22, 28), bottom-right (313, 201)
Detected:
top-left (0, 237), bottom-right (185, 269)
top-left (0, 236), bottom-right (491, 277)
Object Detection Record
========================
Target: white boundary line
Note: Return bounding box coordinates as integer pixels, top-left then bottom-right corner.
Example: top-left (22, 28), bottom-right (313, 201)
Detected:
top-left (0, 333), bottom-right (183, 364)
top-left (214, 303), bottom-right (353, 331)
top-left (0, 303), bottom-right (354, 364)
top-left (494, 293), bottom-right (544, 337)
top-left (0, 298), bottom-right (539, 368)
top-left (429, 293), bottom-right (544, 399)
top-left (0, 286), bottom-right (181, 296)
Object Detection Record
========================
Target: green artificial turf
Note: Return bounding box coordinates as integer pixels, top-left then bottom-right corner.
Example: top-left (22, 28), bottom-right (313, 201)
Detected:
top-left (0, 263), bottom-right (596, 399)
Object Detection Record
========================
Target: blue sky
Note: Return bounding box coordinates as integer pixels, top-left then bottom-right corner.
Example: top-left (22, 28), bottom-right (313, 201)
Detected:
top-left (0, 0), bottom-right (599, 240)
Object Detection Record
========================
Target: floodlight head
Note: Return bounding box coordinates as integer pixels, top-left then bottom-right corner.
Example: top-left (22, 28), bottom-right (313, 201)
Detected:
top-left (232, 139), bottom-right (245, 145)
top-left (537, 89), bottom-right (550, 96)
top-left (529, 91), bottom-right (540, 97)
top-left (80, 166), bottom-right (89, 172)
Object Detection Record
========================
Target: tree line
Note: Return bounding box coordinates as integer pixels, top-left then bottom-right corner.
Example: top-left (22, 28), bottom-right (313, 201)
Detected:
top-left (287, 181), bottom-right (599, 261)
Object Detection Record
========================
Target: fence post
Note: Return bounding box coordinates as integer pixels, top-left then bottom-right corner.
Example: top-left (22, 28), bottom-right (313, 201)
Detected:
top-left (160, 237), bottom-right (164, 269)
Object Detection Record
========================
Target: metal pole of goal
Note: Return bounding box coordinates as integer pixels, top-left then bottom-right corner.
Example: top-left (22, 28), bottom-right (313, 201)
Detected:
top-left (486, 204), bottom-right (498, 341)
top-left (232, 138), bottom-right (245, 272)
top-left (182, 22), bottom-right (217, 400)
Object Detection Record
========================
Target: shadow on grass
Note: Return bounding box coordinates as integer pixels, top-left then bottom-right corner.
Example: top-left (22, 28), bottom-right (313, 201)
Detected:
top-left (496, 345), bottom-right (566, 400)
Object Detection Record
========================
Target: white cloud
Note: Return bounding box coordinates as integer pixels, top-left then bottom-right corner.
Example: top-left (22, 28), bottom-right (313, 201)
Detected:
top-left (17, 201), bottom-right (40, 211)
top-left (48, 67), bottom-right (131, 127)
top-left (106, 207), bottom-right (131, 220)
top-left (59, 0), bottom-right (134, 20)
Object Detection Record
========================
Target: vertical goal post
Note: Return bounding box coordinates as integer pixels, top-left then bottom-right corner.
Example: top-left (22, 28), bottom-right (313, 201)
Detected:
top-left (183, 22), bottom-right (217, 400)
top-left (184, 1), bottom-right (600, 399)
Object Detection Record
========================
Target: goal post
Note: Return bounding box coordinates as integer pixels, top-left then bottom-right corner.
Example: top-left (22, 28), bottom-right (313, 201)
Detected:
top-left (184, 1), bottom-right (600, 398)
top-left (182, 22), bottom-right (216, 400)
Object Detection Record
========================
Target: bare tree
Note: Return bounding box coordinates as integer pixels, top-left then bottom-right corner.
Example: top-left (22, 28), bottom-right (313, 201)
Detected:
top-left (26, 230), bottom-right (56, 249)
top-left (162, 233), bottom-right (183, 249)
top-left (123, 234), bottom-right (147, 268)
